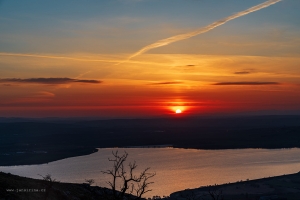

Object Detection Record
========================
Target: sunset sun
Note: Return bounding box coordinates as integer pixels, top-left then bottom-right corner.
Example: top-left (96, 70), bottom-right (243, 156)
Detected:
top-left (175, 109), bottom-right (182, 114)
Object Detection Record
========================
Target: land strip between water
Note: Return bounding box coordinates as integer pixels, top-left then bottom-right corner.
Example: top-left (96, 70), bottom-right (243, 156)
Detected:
top-left (1, 115), bottom-right (300, 166)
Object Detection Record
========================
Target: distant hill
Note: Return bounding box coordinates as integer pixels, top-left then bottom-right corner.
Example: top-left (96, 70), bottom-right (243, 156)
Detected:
top-left (1, 115), bottom-right (300, 166)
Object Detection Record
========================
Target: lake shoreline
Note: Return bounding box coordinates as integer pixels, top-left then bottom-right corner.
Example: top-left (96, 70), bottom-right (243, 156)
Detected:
top-left (2, 146), bottom-right (299, 167)
top-left (0, 147), bottom-right (98, 167)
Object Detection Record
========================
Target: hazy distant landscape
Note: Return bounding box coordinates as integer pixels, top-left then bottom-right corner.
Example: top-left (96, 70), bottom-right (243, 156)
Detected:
top-left (1, 115), bottom-right (300, 166)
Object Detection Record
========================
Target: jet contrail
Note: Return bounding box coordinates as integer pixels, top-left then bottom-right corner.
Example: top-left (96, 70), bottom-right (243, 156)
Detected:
top-left (123, 0), bottom-right (281, 62)
top-left (0, 52), bottom-right (169, 66)
top-left (0, 52), bottom-right (119, 63)
top-left (0, 0), bottom-right (281, 79)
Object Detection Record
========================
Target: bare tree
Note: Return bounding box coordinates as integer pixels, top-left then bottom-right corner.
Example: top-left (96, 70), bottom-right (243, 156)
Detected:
top-left (102, 150), bottom-right (156, 200)
top-left (85, 178), bottom-right (95, 186)
top-left (38, 174), bottom-right (59, 200)
top-left (38, 173), bottom-right (59, 189)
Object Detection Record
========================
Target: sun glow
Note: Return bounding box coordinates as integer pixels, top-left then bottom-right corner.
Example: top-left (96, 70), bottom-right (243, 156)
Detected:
top-left (166, 99), bottom-right (193, 115)
top-left (175, 109), bottom-right (182, 114)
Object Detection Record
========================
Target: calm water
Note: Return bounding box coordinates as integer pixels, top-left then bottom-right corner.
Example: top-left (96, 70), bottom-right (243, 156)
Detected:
top-left (1, 148), bottom-right (300, 197)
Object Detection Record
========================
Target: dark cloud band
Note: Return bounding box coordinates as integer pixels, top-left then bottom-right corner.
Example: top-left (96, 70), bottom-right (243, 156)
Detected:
top-left (234, 71), bottom-right (251, 75)
top-left (212, 82), bottom-right (280, 85)
top-left (149, 81), bottom-right (183, 85)
top-left (0, 78), bottom-right (102, 84)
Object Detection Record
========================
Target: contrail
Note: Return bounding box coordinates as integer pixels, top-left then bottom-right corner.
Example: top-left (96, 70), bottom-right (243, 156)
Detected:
top-left (123, 0), bottom-right (281, 63)
top-left (0, 52), bottom-right (169, 66)
top-left (0, 52), bottom-right (119, 63)
top-left (0, 0), bottom-right (281, 78)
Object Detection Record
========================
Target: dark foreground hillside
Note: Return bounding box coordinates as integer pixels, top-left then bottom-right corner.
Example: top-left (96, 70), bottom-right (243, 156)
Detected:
top-left (1, 171), bottom-right (300, 200)
top-left (170, 172), bottom-right (300, 200)
top-left (0, 172), bottom-right (141, 200)
top-left (1, 115), bottom-right (300, 166)
top-left (0, 172), bottom-right (105, 200)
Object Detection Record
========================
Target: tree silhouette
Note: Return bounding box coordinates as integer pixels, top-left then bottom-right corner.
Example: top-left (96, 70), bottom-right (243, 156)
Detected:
top-left (102, 150), bottom-right (156, 200)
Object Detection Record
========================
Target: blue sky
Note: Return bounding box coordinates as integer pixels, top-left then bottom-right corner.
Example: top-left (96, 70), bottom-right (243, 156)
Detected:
top-left (1, 0), bottom-right (299, 55)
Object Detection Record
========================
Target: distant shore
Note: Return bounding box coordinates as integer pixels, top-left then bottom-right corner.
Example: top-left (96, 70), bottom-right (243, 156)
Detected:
top-left (1, 115), bottom-right (300, 166)
top-left (0, 147), bottom-right (98, 166)
top-left (2, 145), bottom-right (300, 167)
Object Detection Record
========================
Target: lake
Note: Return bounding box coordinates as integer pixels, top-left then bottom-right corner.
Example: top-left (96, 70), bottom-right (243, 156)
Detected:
top-left (1, 148), bottom-right (300, 197)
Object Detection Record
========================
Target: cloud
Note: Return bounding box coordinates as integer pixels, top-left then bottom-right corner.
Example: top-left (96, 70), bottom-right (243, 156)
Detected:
top-left (234, 71), bottom-right (251, 75)
top-left (34, 91), bottom-right (55, 98)
top-left (0, 78), bottom-right (102, 84)
top-left (73, 79), bottom-right (101, 83)
top-left (173, 65), bottom-right (197, 72)
top-left (1, 91), bottom-right (56, 105)
top-left (212, 82), bottom-right (280, 85)
top-left (149, 81), bottom-right (183, 85)
top-left (2, 84), bottom-right (12, 86)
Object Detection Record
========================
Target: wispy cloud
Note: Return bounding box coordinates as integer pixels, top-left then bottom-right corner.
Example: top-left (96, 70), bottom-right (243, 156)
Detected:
top-left (234, 71), bottom-right (251, 75)
top-left (34, 91), bottom-right (55, 98)
top-left (212, 82), bottom-right (280, 85)
top-left (2, 84), bottom-right (12, 86)
top-left (122, 0), bottom-right (281, 62)
top-left (6, 91), bottom-right (56, 105)
top-left (148, 81), bottom-right (183, 85)
top-left (173, 65), bottom-right (197, 72)
top-left (0, 78), bottom-right (102, 84)
top-left (0, 52), bottom-right (119, 63)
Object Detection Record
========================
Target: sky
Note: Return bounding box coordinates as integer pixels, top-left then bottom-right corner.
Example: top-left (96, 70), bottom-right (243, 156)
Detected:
top-left (0, 0), bottom-right (300, 118)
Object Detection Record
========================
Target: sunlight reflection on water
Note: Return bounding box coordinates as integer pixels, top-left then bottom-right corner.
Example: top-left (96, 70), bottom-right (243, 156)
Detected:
top-left (1, 148), bottom-right (300, 197)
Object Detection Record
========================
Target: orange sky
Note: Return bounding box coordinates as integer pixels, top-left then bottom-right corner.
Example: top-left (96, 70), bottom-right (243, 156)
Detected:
top-left (1, 54), bottom-right (300, 117)
top-left (1, 1), bottom-right (300, 118)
